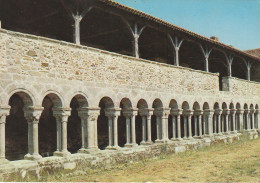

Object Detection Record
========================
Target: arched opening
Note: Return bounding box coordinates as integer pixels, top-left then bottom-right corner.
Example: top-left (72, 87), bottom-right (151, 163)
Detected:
top-left (232, 57), bottom-right (247, 80)
top-left (152, 99), bottom-right (163, 141)
top-left (98, 97), bottom-right (114, 150)
top-left (6, 92), bottom-right (33, 161)
top-left (67, 94), bottom-right (88, 154)
top-left (140, 27), bottom-right (174, 64)
top-left (179, 41), bottom-right (204, 70)
top-left (208, 49), bottom-right (228, 91)
top-left (39, 93), bottom-right (62, 157)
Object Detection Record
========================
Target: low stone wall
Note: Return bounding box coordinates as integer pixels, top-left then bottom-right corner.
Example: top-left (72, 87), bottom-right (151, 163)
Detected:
top-left (0, 133), bottom-right (248, 181)
top-left (0, 29), bottom-right (219, 99)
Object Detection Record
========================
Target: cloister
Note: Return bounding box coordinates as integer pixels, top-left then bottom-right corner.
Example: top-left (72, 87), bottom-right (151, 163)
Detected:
top-left (0, 0), bottom-right (260, 178)
top-left (0, 91), bottom-right (259, 161)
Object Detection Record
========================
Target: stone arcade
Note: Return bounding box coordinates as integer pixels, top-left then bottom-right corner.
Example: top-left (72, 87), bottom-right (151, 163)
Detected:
top-left (0, 0), bottom-right (260, 178)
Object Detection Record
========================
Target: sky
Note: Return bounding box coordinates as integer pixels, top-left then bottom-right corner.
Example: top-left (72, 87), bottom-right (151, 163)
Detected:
top-left (114, 0), bottom-right (260, 50)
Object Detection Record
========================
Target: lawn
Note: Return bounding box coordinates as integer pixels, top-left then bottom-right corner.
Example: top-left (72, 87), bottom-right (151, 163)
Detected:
top-left (14, 138), bottom-right (260, 182)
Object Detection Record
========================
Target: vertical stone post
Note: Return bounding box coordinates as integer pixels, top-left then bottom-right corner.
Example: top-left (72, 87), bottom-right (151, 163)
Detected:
top-left (237, 109), bottom-right (244, 132)
top-left (124, 115), bottom-right (131, 147)
top-left (171, 115), bottom-right (176, 140)
top-left (105, 108), bottom-right (121, 150)
top-left (187, 113), bottom-right (193, 139)
top-left (161, 108), bottom-right (170, 141)
top-left (230, 109), bottom-right (236, 133)
top-left (146, 109), bottom-right (154, 144)
top-left (198, 112), bottom-right (203, 138)
top-left (0, 107), bottom-right (10, 163)
top-left (194, 115), bottom-right (198, 137)
top-left (131, 109), bottom-right (138, 146)
top-left (78, 107), bottom-right (100, 153)
top-left (251, 110), bottom-right (255, 130)
top-left (202, 114), bottom-right (206, 136)
top-left (24, 107), bottom-right (43, 160)
top-left (183, 115), bottom-right (188, 139)
top-left (53, 108), bottom-right (71, 157)
top-left (216, 109), bottom-right (222, 135)
top-left (204, 110), bottom-right (214, 137)
top-left (170, 109), bottom-right (183, 141)
top-left (224, 110), bottom-right (230, 134)
top-left (256, 110), bottom-right (260, 131)
top-left (141, 116), bottom-right (147, 144)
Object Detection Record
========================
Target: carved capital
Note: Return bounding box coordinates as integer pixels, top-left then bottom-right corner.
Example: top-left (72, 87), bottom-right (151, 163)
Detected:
top-left (0, 106), bottom-right (10, 124)
top-left (105, 108), bottom-right (121, 118)
top-left (123, 108), bottom-right (138, 118)
top-left (24, 107), bottom-right (44, 124)
top-left (214, 109), bottom-right (222, 115)
top-left (170, 109), bottom-right (183, 116)
top-left (193, 110), bottom-right (203, 116)
top-left (53, 108), bottom-right (71, 123)
top-left (182, 110), bottom-right (193, 116)
top-left (78, 107), bottom-right (100, 120)
top-left (139, 108), bottom-right (154, 117)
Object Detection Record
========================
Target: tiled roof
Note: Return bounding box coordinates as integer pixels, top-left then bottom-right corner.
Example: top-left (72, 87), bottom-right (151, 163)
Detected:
top-left (244, 49), bottom-right (260, 58)
top-left (99, 0), bottom-right (260, 62)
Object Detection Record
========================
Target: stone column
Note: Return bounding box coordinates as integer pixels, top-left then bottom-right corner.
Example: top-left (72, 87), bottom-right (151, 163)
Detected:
top-left (216, 109), bottom-right (222, 135)
top-left (171, 115), bottom-right (176, 140)
top-left (78, 107), bottom-right (100, 153)
top-left (248, 110), bottom-right (251, 130)
top-left (194, 115), bottom-right (198, 137)
top-left (237, 109), bottom-right (244, 132)
top-left (146, 109), bottom-right (154, 144)
top-left (105, 109), bottom-right (121, 150)
top-left (203, 114), bottom-right (206, 136)
top-left (198, 113), bottom-right (203, 138)
top-left (224, 110), bottom-right (230, 134)
top-left (230, 109), bottom-right (236, 133)
top-left (251, 110), bottom-right (255, 130)
top-left (187, 112), bottom-right (193, 139)
top-left (170, 109), bottom-right (183, 141)
top-left (256, 109), bottom-right (260, 131)
top-left (53, 108), bottom-right (71, 157)
top-left (125, 115), bottom-right (131, 147)
top-left (244, 110), bottom-right (249, 130)
top-left (183, 115), bottom-right (188, 139)
top-left (161, 108), bottom-right (170, 141)
top-left (0, 107), bottom-right (10, 163)
top-left (24, 107), bottom-right (43, 160)
top-left (141, 116), bottom-right (147, 144)
top-left (131, 110), bottom-right (138, 146)
top-left (221, 114), bottom-right (225, 133)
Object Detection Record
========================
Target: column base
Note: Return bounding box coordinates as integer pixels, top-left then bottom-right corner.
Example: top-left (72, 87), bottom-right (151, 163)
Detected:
top-left (231, 131), bottom-right (237, 134)
top-left (223, 132), bottom-right (230, 135)
top-left (171, 137), bottom-right (183, 141)
top-left (24, 153), bottom-right (42, 161)
top-left (155, 139), bottom-right (164, 143)
top-left (0, 158), bottom-right (9, 164)
top-left (124, 143), bottom-right (138, 148)
top-left (105, 146), bottom-right (121, 150)
top-left (194, 136), bottom-right (203, 139)
top-left (216, 132), bottom-right (223, 136)
top-left (78, 147), bottom-right (100, 154)
top-left (54, 151), bottom-right (71, 157)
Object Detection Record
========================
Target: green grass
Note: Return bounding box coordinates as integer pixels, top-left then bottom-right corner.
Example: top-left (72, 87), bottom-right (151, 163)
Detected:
top-left (5, 138), bottom-right (260, 182)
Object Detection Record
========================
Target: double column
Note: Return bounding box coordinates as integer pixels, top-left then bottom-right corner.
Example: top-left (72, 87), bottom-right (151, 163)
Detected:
top-left (53, 108), bottom-right (71, 157)
top-left (193, 110), bottom-right (203, 139)
top-left (24, 107), bottom-right (44, 160)
top-left (78, 107), bottom-right (100, 153)
top-left (0, 106), bottom-right (10, 163)
top-left (182, 110), bottom-right (193, 140)
top-left (170, 109), bottom-right (183, 141)
top-left (139, 109), bottom-right (154, 145)
top-left (105, 108), bottom-right (121, 150)
top-left (154, 108), bottom-right (170, 143)
top-left (215, 109), bottom-right (223, 135)
top-left (123, 109), bottom-right (138, 147)
top-left (203, 110), bottom-right (214, 137)
top-left (222, 109), bottom-right (230, 135)
top-left (236, 109), bottom-right (244, 132)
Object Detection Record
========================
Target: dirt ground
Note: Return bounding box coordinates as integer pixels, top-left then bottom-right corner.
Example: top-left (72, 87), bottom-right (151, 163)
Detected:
top-left (14, 138), bottom-right (260, 182)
